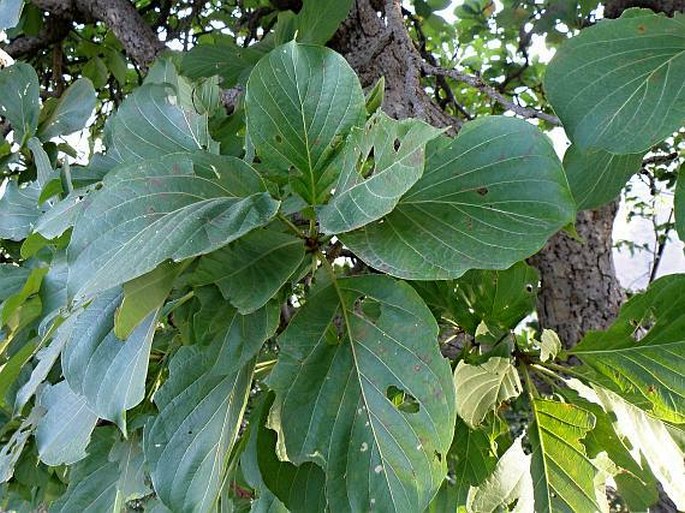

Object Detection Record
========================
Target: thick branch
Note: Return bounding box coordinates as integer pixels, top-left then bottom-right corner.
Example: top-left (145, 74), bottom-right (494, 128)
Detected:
top-left (3, 15), bottom-right (72, 60)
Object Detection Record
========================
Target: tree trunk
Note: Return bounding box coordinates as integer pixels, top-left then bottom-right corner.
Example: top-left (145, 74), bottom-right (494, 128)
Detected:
top-left (529, 202), bottom-right (624, 347)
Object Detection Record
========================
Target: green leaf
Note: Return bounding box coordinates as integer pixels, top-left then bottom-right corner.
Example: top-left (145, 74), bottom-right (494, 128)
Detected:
top-left (540, 329), bottom-right (562, 362)
top-left (193, 228), bottom-right (306, 314)
top-left (466, 437), bottom-right (534, 513)
top-left (82, 57), bottom-right (109, 89)
top-left (0, 264), bottom-right (30, 302)
top-left (26, 137), bottom-right (55, 190)
top-left (38, 78), bottom-right (96, 140)
top-left (103, 83), bottom-right (213, 165)
top-left (319, 113), bottom-right (443, 234)
top-left (0, 62), bottom-right (40, 145)
top-left (544, 10), bottom-right (685, 153)
top-left (1, 267), bottom-right (47, 333)
top-left (295, 0), bottom-right (354, 44)
top-left (34, 186), bottom-right (92, 240)
top-left (0, 180), bottom-right (43, 241)
top-left (570, 273), bottom-right (685, 424)
top-left (67, 153), bottom-right (279, 300)
top-left (62, 289), bottom-right (158, 433)
top-left (14, 314), bottom-right (75, 412)
top-left (454, 357), bottom-right (521, 429)
top-left (35, 381), bottom-right (98, 466)
top-left (365, 77), bottom-right (385, 116)
top-left (245, 41), bottom-right (366, 204)
top-left (181, 40), bottom-right (268, 87)
top-left (253, 395), bottom-right (327, 512)
top-left (0, 337), bottom-right (38, 408)
top-left (593, 386), bottom-right (685, 508)
top-left (676, 168), bottom-right (685, 242)
top-left (268, 275), bottom-right (456, 512)
top-left (145, 302), bottom-right (279, 513)
top-left (563, 145), bottom-right (643, 210)
top-left (0, 405), bottom-right (42, 483)
top-left (529, 399), bottom-right (609, 513)
top-left (0, 0), bottom-right (24, 30)
top-left (341, 117), bottom-right (575, 279)
top-left (49, 428), bottom-right (150, 513)
top-left (114, 261), bottom-right (184, 339)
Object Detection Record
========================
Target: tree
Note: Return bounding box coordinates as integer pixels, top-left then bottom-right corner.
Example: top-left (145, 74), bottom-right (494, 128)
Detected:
top-left (0, 0), bottom-right (684, 512)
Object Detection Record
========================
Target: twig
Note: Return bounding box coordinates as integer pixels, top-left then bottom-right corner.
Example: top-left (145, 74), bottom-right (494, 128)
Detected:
top-left (649, 208), bottom-right (674, 283)
top-left (423, 63), bottom-right (561, 125)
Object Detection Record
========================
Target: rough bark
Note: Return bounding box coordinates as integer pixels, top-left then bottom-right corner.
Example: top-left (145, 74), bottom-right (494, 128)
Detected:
top-left (605, 0), bottom-right (685, 17)
top-left (330, 0), bottom-right (457, 131)
top-left (529, 202), bottom-right (624, 346)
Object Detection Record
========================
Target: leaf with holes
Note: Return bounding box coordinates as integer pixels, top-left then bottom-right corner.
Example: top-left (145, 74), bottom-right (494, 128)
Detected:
top-left (341, 116), bottom-right (575, 280)
top-left (61, 288), bottom-right (158, 433)
top-left (454, 357), bottom-right (522, 429)
top-left (144, 302), bottom-right (279, 513)
top-left (570, 274), bottom-right (685, 424)
top-left (545, 10), bottom-right (685, 153)
top-left (245, 41), bottom-right (366, 203)
top-left (319, 112), bottom-right (443, 234)
top-left (564, 145), bottom-right (643, 210)
top-left (67, 153), bottom-right (279, 300)
top-left (529, 399), bottom-right (610, 513)
top-left (268, 275), bottom-right (455, 513)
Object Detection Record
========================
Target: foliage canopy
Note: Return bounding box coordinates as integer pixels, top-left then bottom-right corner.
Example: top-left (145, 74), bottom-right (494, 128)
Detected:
top-left (0, 1), bottom-right (684, 512)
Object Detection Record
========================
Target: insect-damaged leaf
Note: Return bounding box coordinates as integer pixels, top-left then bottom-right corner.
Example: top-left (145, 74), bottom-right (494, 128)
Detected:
top-left (268, 275), bottom-right (455, 512)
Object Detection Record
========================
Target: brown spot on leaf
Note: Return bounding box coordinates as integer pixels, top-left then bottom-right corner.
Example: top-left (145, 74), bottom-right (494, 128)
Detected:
top-left (477, 187), bottom-right (489, 196)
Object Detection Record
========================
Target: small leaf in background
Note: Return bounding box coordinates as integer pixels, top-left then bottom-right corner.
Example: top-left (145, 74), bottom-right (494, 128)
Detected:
top-left (454, 357), bottom-right (522, 428)
top-left (466, 437), bottom-right (534, 513)
top-left (529, 399), bottom-right (609, 513)
top-left (563, 145), bottom-right (643, 210)
top-left (268, 275), bottom-right (455, 512)
top-left (571, 273), bottom-right (685, 424)
top-left (0, 62), bottom-right (40, 145)
top-left (192, 228), bottom-right (305, 314)
top-left (245, 41), bottom-right (366, 203)
top-left (35, 381), bottom-right (98, 466)
top-left (319, 112), bottom-right (443, 234)
top-left (539, 328), bottom-right (562, 362)
top-left (545, 10), bottom-right (685, 153)
top-left (62, 289), bottom-right (158, 433)
top-left (676, 166), bottom-right (685, 242)
top-left (342, 117), bottom-right (576, 279)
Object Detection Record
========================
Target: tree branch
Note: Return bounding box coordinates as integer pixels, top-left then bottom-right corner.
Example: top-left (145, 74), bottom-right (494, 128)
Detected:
top-left (423, 63), bottom-right (561, 126)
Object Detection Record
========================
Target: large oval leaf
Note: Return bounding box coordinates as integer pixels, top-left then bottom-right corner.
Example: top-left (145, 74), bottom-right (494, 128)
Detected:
top-left (144, 302), bottom-right (279, 513)
top-left (268, 275), bottom-right (456, 513)
top-left (67, 153), bottom-right (279, 300)
top-left (342, 117), bottom-right (575, 280)
top-left (245, 41), bottom-right (366, 203)
top-left (545, 10), bottom-right (685, 153)
top-left (61, 289), bottom-right (158, 433)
